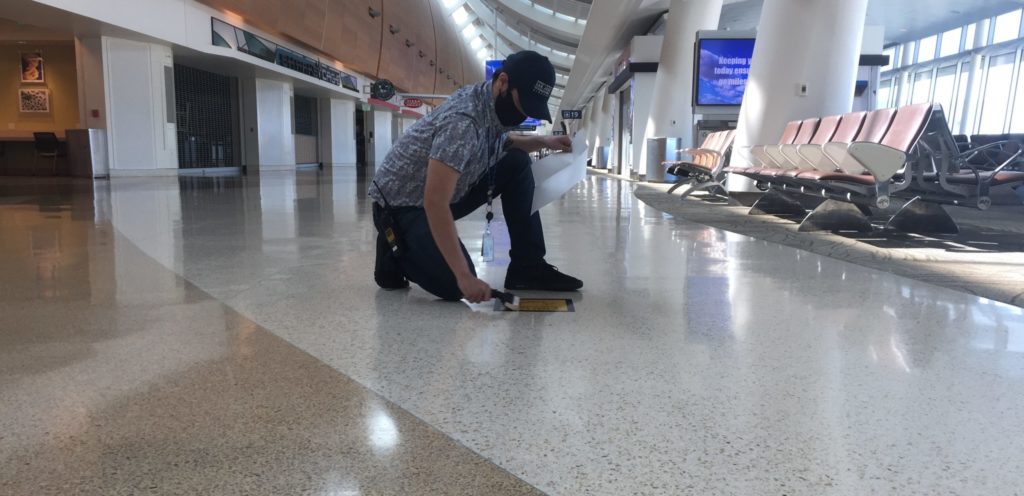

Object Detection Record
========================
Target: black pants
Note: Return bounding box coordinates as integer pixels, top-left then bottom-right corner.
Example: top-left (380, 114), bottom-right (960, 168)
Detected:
top-left (373, 148), bottom-right (546, 300)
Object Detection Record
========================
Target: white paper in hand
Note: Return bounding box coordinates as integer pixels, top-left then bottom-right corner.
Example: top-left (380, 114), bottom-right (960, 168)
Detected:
top-left (531, 133), bottom-right (588, 213)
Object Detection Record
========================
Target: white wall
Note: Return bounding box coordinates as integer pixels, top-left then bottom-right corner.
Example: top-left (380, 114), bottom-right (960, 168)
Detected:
top-left (321, 98), bottom-right (357, 167)
top-left (75, 36), bottom-right (106, 130)
top-left (102, 36), bottom-right (177, 174)
top-left (33, 0), bottom-right (366, 101)
top-left (372, 110), bottom-right (393, 167)
top-left (254, 78), bottom-right (296, 170)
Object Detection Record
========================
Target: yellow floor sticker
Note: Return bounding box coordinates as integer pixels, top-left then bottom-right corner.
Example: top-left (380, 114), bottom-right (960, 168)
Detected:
top-left (495, 298), bottom-right (575, 312)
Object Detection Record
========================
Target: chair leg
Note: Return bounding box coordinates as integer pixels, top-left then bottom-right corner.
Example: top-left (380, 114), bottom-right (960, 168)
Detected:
top-left (797, 199), bottom-right (874, 232)
top-left (666, 179), bottom-right (692, 194)
top-left (885, 197), bottom-right (959, 235)
top-left (748, 189), bottom-right (806, 216)
top-left (679, 180), bottom-right (720, 199)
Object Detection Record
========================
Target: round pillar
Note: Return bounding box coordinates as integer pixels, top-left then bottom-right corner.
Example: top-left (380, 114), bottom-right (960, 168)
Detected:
top-left (647, 0), bottom-right (724, 142)
top-left (595, 91), bottom-right (615, 171)
top-left (730, 0), bottom-right (870, 192)
top-left (641, 0), bottom-right (724, 181)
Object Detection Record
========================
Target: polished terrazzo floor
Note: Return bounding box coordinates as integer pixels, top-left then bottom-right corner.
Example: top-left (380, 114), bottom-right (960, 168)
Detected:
top-left (2, 170), bottom-right (1024, 495)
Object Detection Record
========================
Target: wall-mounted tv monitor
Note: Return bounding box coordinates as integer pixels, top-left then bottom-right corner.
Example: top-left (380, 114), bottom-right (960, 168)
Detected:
top-left (693, 32), bottom-right (756, 113)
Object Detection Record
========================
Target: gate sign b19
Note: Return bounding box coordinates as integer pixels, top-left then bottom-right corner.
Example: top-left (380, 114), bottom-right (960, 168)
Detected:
top-left (561, 110), bottom-right (583, 120)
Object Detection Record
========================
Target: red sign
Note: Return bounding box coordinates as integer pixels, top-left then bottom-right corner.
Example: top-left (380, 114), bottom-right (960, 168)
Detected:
top-left (403, 98), bottom-right (423, 108)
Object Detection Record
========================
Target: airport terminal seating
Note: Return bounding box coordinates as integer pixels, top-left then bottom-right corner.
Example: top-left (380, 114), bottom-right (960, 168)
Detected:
top-left (721, 103), bottom-right (1024, 234)
top-left (960, 133), bottom-right (1024, 171)
top-left (662, 130), bottom-right (736, 199)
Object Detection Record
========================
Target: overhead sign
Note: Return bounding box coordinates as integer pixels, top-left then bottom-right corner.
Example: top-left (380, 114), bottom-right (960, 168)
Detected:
top-left (403, 98), bottom-right (423, 108)
top-left (561, 110), bottom-right (583, 120)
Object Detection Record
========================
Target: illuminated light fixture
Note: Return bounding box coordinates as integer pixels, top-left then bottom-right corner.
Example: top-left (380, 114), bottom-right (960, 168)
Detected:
top-left (471, 36), bottom-right (483, 49)
top-left (452, 6), bottom-right (470, 26)
top-left (476, 47), bottom-right (488, 59)
top-left (442, 0), bottom-right (459, 7)
top-left (461, 23), bottom-right (477, 38)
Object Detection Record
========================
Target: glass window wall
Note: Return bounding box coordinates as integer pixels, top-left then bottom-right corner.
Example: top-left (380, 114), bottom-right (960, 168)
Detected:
top-left (978, 53), bottom-right (1016, 133)
top-left (918, 35), bottom-right (937, 63)
top-left (940, 28), bottom-right (963, 57)
top-left (912, 69), bottom-right (934, 103)
top-left (993, 10), bottom-right (1022, 44)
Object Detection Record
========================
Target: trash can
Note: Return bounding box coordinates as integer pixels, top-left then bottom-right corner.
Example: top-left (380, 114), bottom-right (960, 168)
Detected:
top-left (645, 137), bottom-right (684, 183)
top-left (66, 129), bottom-right (109, 179)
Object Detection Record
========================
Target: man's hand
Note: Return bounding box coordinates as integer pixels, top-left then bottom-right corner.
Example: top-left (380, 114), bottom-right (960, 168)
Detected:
top-left (544, 135), bottom-right (573, 152)
top-left (457, 274), bottom-right (492, 303)
top-left (508, 135), bottom-right (573, 153)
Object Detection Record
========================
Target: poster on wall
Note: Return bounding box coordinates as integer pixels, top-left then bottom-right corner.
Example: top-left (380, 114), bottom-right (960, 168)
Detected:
top-left (20, 52), bottom-right (45, 83)
top-left (19, 88), bottom-right (50, 113)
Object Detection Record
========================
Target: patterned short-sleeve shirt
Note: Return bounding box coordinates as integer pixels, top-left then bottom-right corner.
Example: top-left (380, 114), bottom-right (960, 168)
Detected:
top-left (369, 81), bottom-right (512, 207)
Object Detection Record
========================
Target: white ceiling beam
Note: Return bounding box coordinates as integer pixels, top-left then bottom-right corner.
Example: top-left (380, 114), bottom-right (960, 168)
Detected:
top-left (488, 0), bottom-right (584, 38)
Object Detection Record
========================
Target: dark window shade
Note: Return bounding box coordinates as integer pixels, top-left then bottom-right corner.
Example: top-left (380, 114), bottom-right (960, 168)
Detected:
top-left (174, 64), bottom-right (236, 169)
top-left (294, 94), bottom-right (317, 136)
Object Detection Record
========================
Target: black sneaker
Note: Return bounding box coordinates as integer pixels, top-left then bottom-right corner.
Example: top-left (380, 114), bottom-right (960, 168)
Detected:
top-left (504, 262), bottom-right (583, 292)
top-left (374, 233), bottom-right (409, 290)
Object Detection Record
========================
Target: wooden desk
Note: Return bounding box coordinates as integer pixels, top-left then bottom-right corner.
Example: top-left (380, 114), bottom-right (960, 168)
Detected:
top-left (0, 130), bottom-right (67, 142)
top-left (0, 131), bottom-right (67, 176)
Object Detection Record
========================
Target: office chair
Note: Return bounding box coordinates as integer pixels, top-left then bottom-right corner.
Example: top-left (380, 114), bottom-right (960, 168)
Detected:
top-left (32, 132), bottom-right (60, 176)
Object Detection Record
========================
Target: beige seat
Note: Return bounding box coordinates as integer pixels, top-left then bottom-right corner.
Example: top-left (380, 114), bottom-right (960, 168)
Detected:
top-left (763, 118), bottom-right (820, 169)
top-left (746, 120), bottom-right (803, 168)
top-left (797, 103), bottom-right (932, 186)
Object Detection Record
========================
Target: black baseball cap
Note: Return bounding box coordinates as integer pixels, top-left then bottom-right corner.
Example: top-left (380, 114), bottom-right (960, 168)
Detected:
top-left (502, 50), bottom-right (555, 122)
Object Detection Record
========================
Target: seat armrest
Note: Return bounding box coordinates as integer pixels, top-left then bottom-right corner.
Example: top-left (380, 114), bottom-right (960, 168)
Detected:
top-left (820, 142), bottom-right (852, 172)
top-left (847, 142), bottom-right (908, 181)
top-left (795, 144), bottom-right (830, 171)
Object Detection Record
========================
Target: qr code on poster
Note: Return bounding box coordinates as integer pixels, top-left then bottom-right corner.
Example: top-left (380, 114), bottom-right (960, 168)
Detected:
top-left (19, 89), bottom-right (49, 112)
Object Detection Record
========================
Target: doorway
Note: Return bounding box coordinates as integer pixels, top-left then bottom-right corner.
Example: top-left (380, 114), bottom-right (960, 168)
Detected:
top-left (355, 107), bottom-right (371, 167)
top-left (617, 84), bottom-right (633, 177)
top-left (174, 64), bottom-right (240, 169)
top-left (293, 94), bottom-right (319, 166)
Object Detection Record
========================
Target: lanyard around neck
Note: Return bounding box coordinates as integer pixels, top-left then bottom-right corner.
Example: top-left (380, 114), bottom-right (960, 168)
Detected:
top-left (485, 134), bottom-right (504, 224)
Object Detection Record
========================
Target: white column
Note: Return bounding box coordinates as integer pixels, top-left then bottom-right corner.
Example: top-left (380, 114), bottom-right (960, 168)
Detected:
top-left (627, 35), bottom-right (664, 178)
top-left (730, 0), bottom-right (869, 192)
top-left (251, 79), bottom-right (296, 171)
top-left (959, 19), bottom-right (990, 135)
top-left (893, 45), bottom-right (915, 107)
top-left (75, 36), bottom-right (106, 130)
top-left (645, 0), bottom-right (724, 146)
top-left (585, 99), bottom-right (598, 161)
top-left (320, 98), bottom-right (358, 167)
top-left (588, 94), bottom-right (603, 165)
top-left (372, 110), bottom-right (393, 167)
top-left (101, 36), bottom-right (177, 175)
top-left (595, 91), bottom-right (615, 170)
top-left (632, 73), bottom-right (657, 177)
